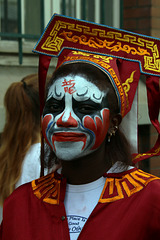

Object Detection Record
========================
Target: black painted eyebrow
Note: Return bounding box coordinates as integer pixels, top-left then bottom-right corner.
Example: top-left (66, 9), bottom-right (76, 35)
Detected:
top-left (75, 89), bottom-right (102, 100)
top-left (76, 89), bottom-right (88, 96)
top-left (73, 98), bottom-right (102, 108)
top-left (45, 97), bottom-right (65, 105)
top-left (55, 85), bottom-right (62, 97)
top-left (93, 93), bottom-right (102, 100)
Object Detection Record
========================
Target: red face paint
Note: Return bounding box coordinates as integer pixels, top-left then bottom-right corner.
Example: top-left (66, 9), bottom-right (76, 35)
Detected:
top-left (42, 114), bottom-right (54, 149)
top-left (83, 109), bottom-right (110, 149)
top-left (57, 112), bottom-right (78, 127)
top-left (52, 132), bottom-right (87, 151)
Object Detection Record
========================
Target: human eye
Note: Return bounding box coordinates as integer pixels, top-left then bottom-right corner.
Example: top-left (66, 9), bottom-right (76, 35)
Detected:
top-left (77, 104), bottom-right (99, 114)
top-left (44, 99), bottom-right (64, 114)
top-left (73, 99), bottom-right (102, 115)
top-left (48, 103), bottom-right (62, 112)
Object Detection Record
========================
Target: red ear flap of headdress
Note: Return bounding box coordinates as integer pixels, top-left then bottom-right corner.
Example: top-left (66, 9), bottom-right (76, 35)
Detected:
top-left (38, 54), bottom-right (51, 177)
top-left (38, 54), bottom-right (51, 115)
top-left (133, 75), bottom-right (160, 163)
top-left (117, 59), bottom-right (141, 116)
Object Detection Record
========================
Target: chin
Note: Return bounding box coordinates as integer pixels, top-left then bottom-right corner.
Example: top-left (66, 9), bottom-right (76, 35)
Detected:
top-left (55, 149), bottom-right (96, 161)
top-left (55, 149), bottom-right (86, 161)
top-left (53, 141), bottom-right (94, 161)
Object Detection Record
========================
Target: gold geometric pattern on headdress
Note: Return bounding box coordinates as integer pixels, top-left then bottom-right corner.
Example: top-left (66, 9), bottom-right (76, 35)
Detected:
top-left (144, 44), bottom-right (160, 72)
top-left (72, 51), bottom-right (113, 63)
top-left (34, 14), bottom-right (160, 76)
top-left (41, 23), bottom-right (64, 52)
top-left (60, 30), bottom-right (150, 56)
top-left (41, 20), bottom-right (152, 56)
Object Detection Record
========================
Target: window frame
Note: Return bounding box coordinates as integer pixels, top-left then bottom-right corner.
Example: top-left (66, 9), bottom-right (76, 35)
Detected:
top-left (0, 0), bottom-right (122, 65)
top-left (0, 0), bottom-right (44, 64)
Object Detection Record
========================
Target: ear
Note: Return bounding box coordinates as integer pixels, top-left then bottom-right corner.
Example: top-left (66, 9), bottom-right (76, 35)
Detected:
top-left (111, 113), bottom-right (122, 127)
top-left (108, 113), bottom-right (122, 136)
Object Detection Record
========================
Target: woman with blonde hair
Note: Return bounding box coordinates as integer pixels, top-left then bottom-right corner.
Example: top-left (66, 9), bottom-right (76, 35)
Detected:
top-left (0, 74), bottom-right (41, 217)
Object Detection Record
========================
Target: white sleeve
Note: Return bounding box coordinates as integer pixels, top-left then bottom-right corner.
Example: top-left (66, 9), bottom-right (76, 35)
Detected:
top-left (15, 143), bottom-right (41, 188)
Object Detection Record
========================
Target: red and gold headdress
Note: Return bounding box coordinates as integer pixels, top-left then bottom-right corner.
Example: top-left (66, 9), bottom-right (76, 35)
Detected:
top-left (33, 14), bottom-right (160, 165)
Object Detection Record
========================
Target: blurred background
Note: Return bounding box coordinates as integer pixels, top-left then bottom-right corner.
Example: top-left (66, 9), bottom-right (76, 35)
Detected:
top-left (0, 0), bottom-right (160, 176)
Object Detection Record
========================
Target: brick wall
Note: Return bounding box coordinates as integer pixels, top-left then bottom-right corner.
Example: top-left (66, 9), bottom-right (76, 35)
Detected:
top-left (151, 0), bottom-right (160, 38)
top-left (123, 0), bottom-right (160, 177)
top-left (123, 0), bottom-right (151, 36)
top-left (123, 0), bottom-right (160, 38)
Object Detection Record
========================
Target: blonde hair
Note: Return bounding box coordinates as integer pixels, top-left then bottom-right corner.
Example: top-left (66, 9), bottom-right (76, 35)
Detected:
top-left (0, 74), bottom-right (40, 205)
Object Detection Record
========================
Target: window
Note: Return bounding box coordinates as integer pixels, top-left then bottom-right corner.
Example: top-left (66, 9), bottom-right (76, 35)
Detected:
top-left (0, 0), bottom-right (18, 40)
top-left (0, 0), bottom-right (43, 40)
top-left (51, 0), bottom-right (121, 27)
top-left (23, 0), bottom-right (42, 37)
top-left (0, 0), bottom-right (44, 64)
top-left (0, 0), bottom-right (121, 64)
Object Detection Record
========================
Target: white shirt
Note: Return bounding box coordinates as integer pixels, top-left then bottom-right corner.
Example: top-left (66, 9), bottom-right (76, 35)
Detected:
top-left (16, 143), bottom-right (41, 188)
top-left (64, 162), bottom-right (134, 240)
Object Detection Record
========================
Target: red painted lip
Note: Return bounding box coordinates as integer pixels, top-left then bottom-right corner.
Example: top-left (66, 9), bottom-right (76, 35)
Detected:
top-left (53, 132), bottom-right (86, 142)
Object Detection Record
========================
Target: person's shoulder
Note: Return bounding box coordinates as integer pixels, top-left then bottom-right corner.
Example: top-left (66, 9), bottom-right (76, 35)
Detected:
top-left (138, 169), bottom-right (160, 196)
top-left (4, 181), bottom-right (32, 208)
top-left (31, 171), bottom-right (62, 204)
top-left (123, 168), bottom-right (160, 190)
top-left (4, 171), bottom-right (60, 208)
top-left (131, 167), bottom-right (160, 179)
top-left (132, 168), bottom-right (160, 185)
top-left (134, 169), bottom-right (160, 209)
top-left (126, 168), bottom-right (160, 200)
top-left (100, 168), bottom-right (160, 204)
top-left (106, 167), bottom-right (160, 184)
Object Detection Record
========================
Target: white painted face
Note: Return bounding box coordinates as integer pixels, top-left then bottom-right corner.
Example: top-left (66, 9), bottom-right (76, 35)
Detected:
top-left (42, 75), bottom-right (110, 161)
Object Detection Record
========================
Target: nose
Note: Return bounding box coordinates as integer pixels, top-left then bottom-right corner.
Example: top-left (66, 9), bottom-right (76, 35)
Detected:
top-left (57, 112), bottom-right (78, 127)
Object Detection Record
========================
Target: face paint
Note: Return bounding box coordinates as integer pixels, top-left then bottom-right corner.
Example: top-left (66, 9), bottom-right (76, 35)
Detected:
top-left (83, 109), bottom-right (110, 150)
top-left (42, 75), bottom-right (110, 161)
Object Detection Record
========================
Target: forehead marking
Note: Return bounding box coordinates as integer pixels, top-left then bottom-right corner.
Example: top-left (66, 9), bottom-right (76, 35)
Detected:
top-left (62, 79), bottom-right (76, 94)
top-left (48, 75), bottom-right (106, 103)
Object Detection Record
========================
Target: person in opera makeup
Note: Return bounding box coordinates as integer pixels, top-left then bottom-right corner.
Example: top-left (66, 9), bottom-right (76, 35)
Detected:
top-left (1, 17), bottom-right (160, 240)
top-left (42, 62), bottom-right (127, 183)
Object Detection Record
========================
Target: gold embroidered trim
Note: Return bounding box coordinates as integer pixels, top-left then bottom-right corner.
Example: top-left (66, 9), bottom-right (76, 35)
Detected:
top-left (36, 18), bottom-right (160, 74)
top-left (32, 173), bottom-right (61, 205)
top-left (133, 145), bottom-right (160, 161)
top-left (59, 30), bottom-right (150, 56)
top-left (99, 169), bottom-right (159, 203)
top-left (122, 70), bottom-right (136, 96)
top-left (32, 169), bottom-right (159, 205)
